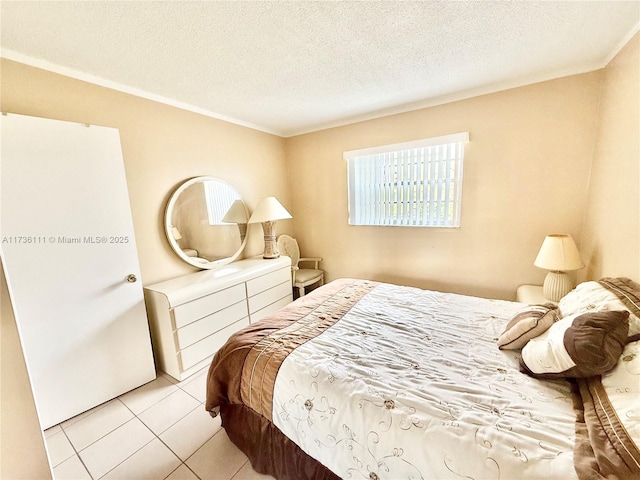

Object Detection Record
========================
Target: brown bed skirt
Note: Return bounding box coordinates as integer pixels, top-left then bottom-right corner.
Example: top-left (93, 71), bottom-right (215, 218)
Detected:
top-left (220, 403), bottom-right (340, 480)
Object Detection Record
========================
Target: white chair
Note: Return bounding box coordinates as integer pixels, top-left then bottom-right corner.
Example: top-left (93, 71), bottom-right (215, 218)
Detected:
top-left (277, 235), bottom-right (324, 297)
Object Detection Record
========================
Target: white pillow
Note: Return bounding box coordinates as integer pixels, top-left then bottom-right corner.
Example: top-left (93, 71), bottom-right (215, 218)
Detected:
top-left (521, 310), bottom-right (630, 377)
top-left (559, 280), bottom-right (640, 337)
top-left (521, 314), bottom-right (577, 374)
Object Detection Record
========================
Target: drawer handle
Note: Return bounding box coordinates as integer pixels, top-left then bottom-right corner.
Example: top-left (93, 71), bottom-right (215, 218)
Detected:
top-left (126, 274), bottom-right (138, 283)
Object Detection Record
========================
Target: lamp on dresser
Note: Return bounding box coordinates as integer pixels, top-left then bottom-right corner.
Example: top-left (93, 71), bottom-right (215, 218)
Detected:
top-left (171, 226), bottom-right (182, 241)
top-left (248, 196), bottom-right (292, 259)
top-left (222, 199), bottom-right (249, 242)
top-left (534, 233), bottom-right (585, 302)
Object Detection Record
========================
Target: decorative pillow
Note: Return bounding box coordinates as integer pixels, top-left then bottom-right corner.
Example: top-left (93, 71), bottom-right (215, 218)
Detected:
top-left (497, 303), bottom-right (559, 350)
top-left (520, 310), bottom-right (630, 378)
top-left (559, 278), bottom-right (640, 337)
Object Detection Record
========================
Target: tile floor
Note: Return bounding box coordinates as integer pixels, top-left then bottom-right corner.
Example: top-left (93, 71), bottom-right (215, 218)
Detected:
top-left (44, 367), bottom-right (275, 480)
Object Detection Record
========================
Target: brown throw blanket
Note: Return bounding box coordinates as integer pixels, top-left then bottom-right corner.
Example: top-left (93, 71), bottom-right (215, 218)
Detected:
top-left (574, 376), bottom-right (640, 478)
top-left (572, 277), bottom-right (640, 478)
top-left (205, 279), bottom-right (375, 479)
top-left (206, 279), bottom-right (376, 417)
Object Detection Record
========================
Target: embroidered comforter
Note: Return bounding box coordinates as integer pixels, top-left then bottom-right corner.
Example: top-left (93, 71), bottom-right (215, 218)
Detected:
top-left (206, 278), bottom-right (640, 479)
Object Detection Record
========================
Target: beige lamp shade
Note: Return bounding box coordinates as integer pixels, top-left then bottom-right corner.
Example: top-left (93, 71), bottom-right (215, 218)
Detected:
top-left (221, 199), bottom-right (248, 224)
top-left (534, 234), bottom-right (584, 271)
top-left (171, 226), bottom-right (182, 241)
top-left (248, 197), bottom-right (292, 259)
top-left (248, 197), bottom-right (292, 224)
top-left (534, 234), bottom-right (584, 302)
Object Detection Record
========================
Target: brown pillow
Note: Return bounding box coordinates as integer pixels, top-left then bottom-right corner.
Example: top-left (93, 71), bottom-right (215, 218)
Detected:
top-left (521, 310), bottom-right (630, 378)
top-left (497, 304), bottom-right (559, 350)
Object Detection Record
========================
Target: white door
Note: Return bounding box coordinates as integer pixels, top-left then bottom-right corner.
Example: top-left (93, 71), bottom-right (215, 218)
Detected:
top-left (1, 113), bottom-right (156, 429)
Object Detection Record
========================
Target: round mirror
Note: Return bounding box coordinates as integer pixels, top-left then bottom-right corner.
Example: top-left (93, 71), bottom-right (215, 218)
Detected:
top-left (164, 177), bottom-right (248, 269)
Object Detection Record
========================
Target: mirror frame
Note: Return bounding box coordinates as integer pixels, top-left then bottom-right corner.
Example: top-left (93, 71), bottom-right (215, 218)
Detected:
top-left (164, 176), bottom-right (249, 270)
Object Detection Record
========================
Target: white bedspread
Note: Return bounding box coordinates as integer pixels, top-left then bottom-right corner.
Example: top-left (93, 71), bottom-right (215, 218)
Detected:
top-left (272, 283), bottom-right (578, 479)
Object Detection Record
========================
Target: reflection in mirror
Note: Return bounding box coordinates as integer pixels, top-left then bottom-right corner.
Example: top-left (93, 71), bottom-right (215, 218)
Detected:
top-left (165, 177), bottom-right (248, 269)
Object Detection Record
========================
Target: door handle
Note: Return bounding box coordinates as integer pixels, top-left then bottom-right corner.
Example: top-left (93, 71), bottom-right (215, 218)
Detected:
top-left (126, 274), bottom-right (137, 283)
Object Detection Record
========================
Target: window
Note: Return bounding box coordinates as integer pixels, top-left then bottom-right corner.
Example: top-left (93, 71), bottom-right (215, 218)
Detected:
top-left (203, 180), bottom-right (239, 225)
top-left (344, 132), bottom-right (468, 227)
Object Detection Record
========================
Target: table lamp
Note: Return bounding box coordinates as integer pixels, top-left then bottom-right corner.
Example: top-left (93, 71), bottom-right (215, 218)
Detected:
top-left (248, 197), bottom-right (292, 259)
top-left (171, 226), bottom-right (182, 241)
top-left (534, 234), bottom-right (585, 301)
top-left (221, 199), bottom-right (248, 242)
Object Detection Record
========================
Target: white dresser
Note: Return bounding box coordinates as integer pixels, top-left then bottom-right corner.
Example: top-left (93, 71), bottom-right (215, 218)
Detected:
top-left (144, 256), bottom-right (292, 380)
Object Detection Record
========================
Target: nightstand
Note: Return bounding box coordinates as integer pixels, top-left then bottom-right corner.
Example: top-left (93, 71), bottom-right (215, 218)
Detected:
top-left (516, 285), bottom-right (557, 305)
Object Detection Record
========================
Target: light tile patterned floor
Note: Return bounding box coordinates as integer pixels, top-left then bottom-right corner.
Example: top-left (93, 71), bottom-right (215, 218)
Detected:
top-left (44, 367), bottom-right (275, 480)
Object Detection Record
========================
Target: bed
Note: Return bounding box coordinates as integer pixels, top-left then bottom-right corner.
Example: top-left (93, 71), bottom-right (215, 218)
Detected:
top-left (205, 277), bottom-right (640, 479)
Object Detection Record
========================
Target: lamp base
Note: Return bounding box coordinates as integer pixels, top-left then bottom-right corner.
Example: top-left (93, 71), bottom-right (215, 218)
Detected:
top-left (238, 223), bottom-right (247, 243)
top-left (261, 220), bottom-right (280, 259)
top-left (542, 271), bottom-right (573, 302)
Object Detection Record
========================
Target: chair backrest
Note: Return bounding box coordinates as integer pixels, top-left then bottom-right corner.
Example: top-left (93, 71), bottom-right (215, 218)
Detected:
top-left (277, 235), bottom-right (300, 266)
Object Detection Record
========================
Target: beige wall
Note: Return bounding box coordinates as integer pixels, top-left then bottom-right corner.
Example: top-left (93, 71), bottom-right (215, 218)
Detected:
top-left (1, 258), bottom-right (53, 479)
top-left (580, 33), bottom-right (640, 282)
top-left (0, 59), bottom-right (291, 286)
top-left (285, 72), bottom-right (602, 300)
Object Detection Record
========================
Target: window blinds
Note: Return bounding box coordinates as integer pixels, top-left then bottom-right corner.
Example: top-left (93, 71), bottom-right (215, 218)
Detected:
top-left (345, 132), bottom-right (468, 227)
top-left (203, 180), bottom-right (238, 225)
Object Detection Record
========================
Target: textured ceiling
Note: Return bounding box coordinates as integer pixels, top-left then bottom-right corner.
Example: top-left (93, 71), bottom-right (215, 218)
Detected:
top-left (1, 1), bottom-right (639, 137)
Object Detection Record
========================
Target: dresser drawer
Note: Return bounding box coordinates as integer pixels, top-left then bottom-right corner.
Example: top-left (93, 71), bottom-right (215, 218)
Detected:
top-left (246, 266), bottom-right (291, 297)
top-left (176, 300), bottom-right (248, 349)
top-left (179, 316), bottom-right (250, 370)
top-left (145, 256), bottom-right (292, 381)
top-left (172, 283), bottom-right (246, 329)
top-left (250, 295), bottom-right (291, 323)
top-left (248, 280), bottom-right (292, 314)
